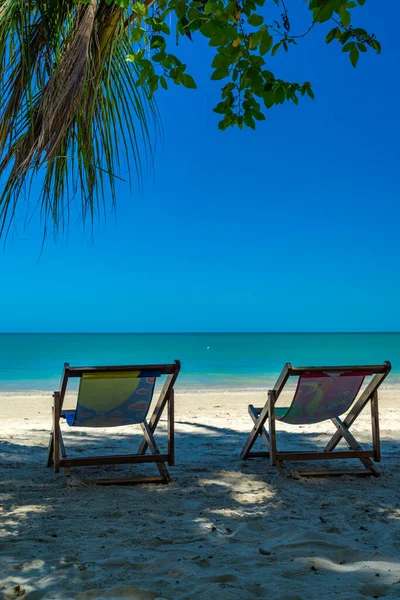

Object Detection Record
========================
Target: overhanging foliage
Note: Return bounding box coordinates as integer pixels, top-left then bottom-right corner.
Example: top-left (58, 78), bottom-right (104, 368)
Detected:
top-left (0, 0), bottom-right (380, 236)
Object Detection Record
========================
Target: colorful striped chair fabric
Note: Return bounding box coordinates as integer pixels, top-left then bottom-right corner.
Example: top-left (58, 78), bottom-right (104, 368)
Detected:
top-left (63, 371), bottom-right (160, 428)
top-left (276, 371), bottom-right (369, 425)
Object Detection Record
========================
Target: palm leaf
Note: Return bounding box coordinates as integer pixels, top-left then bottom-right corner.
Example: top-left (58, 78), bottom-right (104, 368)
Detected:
top-left (0, 0), bottom-right (158, 236)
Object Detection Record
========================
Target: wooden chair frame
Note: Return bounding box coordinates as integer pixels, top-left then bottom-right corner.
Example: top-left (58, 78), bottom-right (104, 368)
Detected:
top-left (240, 362), bottom-right (391, 478)
top-left (47, 361), bottom-right (180, 485)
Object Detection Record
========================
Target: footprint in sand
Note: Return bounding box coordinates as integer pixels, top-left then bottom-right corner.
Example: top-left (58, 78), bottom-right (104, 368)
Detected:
top-left (206, 574), bottom-right (240, 583)
top-left (359, 583), bottom-right (390, 598)
top-left (279, 567), bottom-right (309, 580)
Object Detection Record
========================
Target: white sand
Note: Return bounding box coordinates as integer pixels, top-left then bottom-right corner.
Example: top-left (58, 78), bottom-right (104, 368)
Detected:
top-left (1, 388), bottom-right (400, 599)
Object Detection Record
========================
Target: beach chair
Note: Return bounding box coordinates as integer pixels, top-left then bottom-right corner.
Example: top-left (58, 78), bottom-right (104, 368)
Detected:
top-left (240, 362), bottom-right (391, 477)
top-left (47, 361), bottom-right (180, 485)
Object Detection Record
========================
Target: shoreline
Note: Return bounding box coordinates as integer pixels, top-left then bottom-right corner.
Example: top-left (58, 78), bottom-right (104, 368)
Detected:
top-left (1, 381), bottom-right (400, 396)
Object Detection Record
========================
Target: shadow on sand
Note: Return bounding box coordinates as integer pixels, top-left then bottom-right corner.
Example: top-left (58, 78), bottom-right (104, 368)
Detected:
top-left (1, 420), bottom-right (400, 599)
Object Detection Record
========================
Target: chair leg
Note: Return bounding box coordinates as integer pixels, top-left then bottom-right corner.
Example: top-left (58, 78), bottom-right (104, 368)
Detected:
top-left (331, 417), bottom-right (379, 476)
top-left (324, 370), bottom-right (388, 453)
top-left (60, 430), bottom-right (67, 459)
top-left (268, 392), bottom-right (277, 466)
top-left (137, 376), bottom-right (175, 456)
top-left (240, 400), bottom-right (270, 460)
top-left (47, 432), bottom-right (54, 468)
top-left (168, 389), bottom-right (175, 466)
top-left (53, 393), bottom-right (61, 473)
top-left (247, 405), bottom-right (270, 455)
top-left (141, 420), bottom-right (171, 483)
top-left (371, 391), bottom-right (380, 462)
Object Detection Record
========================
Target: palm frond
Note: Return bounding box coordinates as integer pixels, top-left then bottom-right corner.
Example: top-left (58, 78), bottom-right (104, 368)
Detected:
top-left (0, 0), bottom-right (158, 236)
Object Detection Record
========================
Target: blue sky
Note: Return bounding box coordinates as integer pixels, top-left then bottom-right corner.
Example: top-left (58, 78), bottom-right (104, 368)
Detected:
top-left (1, 1), bottom-right (399, 333)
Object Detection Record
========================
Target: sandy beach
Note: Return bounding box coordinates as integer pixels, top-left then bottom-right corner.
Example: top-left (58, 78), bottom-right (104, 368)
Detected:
top-left (1, 387), bottom-right (399, 599)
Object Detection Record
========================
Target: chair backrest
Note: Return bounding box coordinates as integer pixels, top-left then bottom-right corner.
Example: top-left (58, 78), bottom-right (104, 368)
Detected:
top-left (273, 362), bottom-right (391, 426)
top-left (60, 362), bottom-right (180, 428)
top-left (71, 371), bottom-right (159, 427)
top-left (279, 371), bottom-right (369, 425)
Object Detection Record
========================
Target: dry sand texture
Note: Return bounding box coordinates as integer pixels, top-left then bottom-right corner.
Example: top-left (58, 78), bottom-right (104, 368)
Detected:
top-left (1, 389), bottom-right (400, 599)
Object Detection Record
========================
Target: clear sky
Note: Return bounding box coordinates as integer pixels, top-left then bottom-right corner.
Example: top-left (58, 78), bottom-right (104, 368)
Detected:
top-left (1, 1), bottom-right (399, 333)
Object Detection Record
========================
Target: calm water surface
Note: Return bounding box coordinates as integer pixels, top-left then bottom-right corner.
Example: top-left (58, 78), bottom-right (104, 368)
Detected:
top-left (0, 333), bottom-right (398, 390)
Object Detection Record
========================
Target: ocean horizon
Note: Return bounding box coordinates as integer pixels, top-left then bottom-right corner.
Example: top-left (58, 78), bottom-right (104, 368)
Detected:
top-left (0, 332), bottom-right (399, 391)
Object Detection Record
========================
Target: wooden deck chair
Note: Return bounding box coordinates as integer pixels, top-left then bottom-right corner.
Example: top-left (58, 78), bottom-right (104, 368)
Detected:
top-left (47, 361), bottom-right (180, 485)
top-left (240, 362), bottom-right (391, 477)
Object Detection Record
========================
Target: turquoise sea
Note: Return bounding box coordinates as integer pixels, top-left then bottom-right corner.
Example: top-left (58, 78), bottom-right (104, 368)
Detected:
top-left (0, 333), bottom-right (399, 391)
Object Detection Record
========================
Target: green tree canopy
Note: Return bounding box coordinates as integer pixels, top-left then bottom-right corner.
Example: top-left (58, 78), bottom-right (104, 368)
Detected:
top-left (0, 0), bottom-right (380, 236)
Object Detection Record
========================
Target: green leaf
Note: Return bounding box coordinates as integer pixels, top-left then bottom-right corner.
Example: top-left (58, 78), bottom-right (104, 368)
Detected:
top-left (249, 31), bottom-right (263, 50)
top-left (132, 1), bottom-right (148, 16)
top-left (339, 7), bottom-right (351, 28)
top-left (263, 91), bottom-right (275, 108)
top-left (181, 74), bottom-right (197, 89)
top-left (131, 27), bottom-right (144, 43)
top-left (357, 0), bottom-right (366, 5)
top-left (274, 85), bottom-right (285, 104)
top-left (168, 54), bottom-right (182, 66)
top-left (218, 115), bottom-right (234, 131)
top-left (138, 58), bottom-right (152, 69)
top-left (340, 30), bottom-right (352, 44)
top-left (371, 39), bottom-right (381, 54)
top-left (135, 68), bottom-right (149, 87)
top-left (212, 53), bottom-right (229, 69)
top-left (221, 82), bottom-right (235, 98)
top-left (211, 67), bottom-right (229, 80)
top-left (161, 56), bottom-right (172, 69)
top-left (357, 42), bottom-right (367, 52)
top-left (113, 0), bottom-right (129, 8)
top-left (306, 86), bottom-right (314, 100)
top-left (213, 101), bottom-right (229, 115)
top-left (318, 5), bottom-right (334, 23)
top-left (188, 7), bottom-right (201, 21)
top-left (204, 0), bottom-right (217, 15)
top-left (262, 69), bottom-right (275, 82)
top-left (271, 42), bottom-right (281, 56)
top-left (200, 21), bottom-right (223, 39)
top-left (326, 27), bottom-right (340, 44)
top-left (126, 51), bottom-right (143, 63)
top-left (244, 116), bottom-right (256, 130)
top-left (350, 46), bottom-right (359, 67)
top-left (342, 42), bottom-right (354, 53)
top-left (150, 35), bottom-right (166, 50)
top-left (160, 76), bottom-right (168, 90)
top-left (260, 31), bottom-right (273, 55)
top-left (248, 14), bottom-right (264, 27)
top-left (152, 52), bottom-right (165, 62)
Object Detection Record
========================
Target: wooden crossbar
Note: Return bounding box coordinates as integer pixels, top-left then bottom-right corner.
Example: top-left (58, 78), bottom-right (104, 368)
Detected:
top-left (60, 454), bottom-right (170, 467)
top-left (293, 469), bottom-right (373, 478)
top-left (67, 364), bottom-right (177, 377)
top-left (275, 450), bottom-right (374, 461)
top-left (289, 363), bottom-right (390, 375)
